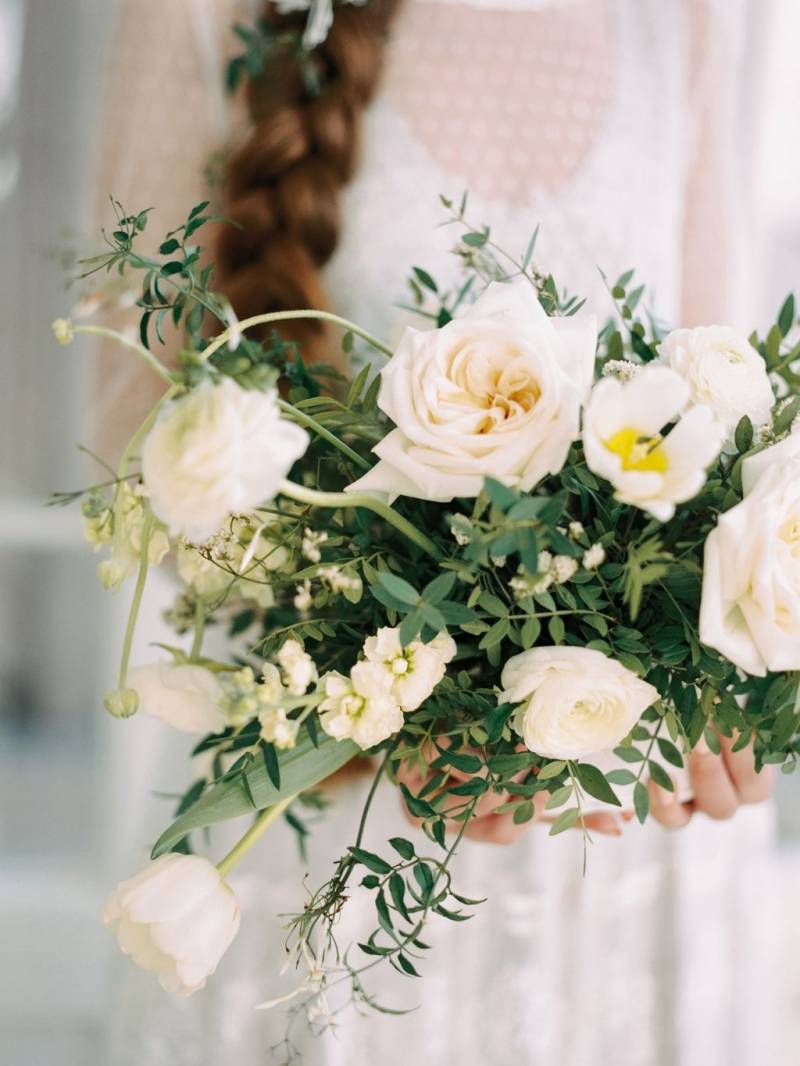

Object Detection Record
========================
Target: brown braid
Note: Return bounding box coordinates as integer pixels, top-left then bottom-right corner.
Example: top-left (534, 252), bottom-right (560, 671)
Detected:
top-left (216, 1), bottom-right (403, 366)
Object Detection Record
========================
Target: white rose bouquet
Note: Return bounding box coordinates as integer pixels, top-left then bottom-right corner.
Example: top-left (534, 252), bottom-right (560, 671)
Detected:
top-left (53, 196), bottom-right (799, 1033)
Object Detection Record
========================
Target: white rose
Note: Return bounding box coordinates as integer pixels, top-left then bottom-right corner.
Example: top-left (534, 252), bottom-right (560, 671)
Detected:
top-left (363, 627), bottom-right (456, 711)
top-left (319, 661), bottom-right (403, 749)
top-left (500, 646), bottom-right (659, 760)
top-left (583, 365), bottom-right (725, 521)
top-left (103, 853), bottom-right (240, 996)
top-left (128, 662), bottom-right (227, 734)
top-left (700, 429), bottom-right (800, 676)
top-left (347, 279), bottom-right (596, 501)
top-left (659, 326), bottom-right (773, 446)
top-left (142, 379), bottom-right (308, 542)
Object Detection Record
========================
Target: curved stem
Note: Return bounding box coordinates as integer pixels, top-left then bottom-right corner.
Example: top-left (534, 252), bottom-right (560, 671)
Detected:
top-left (216, 795), bottom-right (297, 878)
top-left (277, 479), bottom-right (443, 561)
top-left (118, 512), bottom-right (153, 690)
top-left (201, 309), bottom-right (394, 363)
top-left (276, 398), bottom-right (371, 472)
top-left (73, 324), bottom-right (178, 385)
top-left (116, 383), bottom-right (180, 490)
top-left (190, 598), bottom-right (206, 661)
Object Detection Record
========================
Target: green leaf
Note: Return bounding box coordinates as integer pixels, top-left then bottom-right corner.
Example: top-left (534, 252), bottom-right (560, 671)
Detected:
top-left (261, 742), bottom-right (280, 790)
top-left (605, 769), bottom-right (637, 786)
top-left (656, 737), bottom-right (684, 769)
top-left (389, 874), bottom-right (411, 922)
top-left (548, 616), bottom-right (565, 644)
top-left (648, 761), bottom-right (674, 791)
top-left (389, 836), bottom-right (415, 861)
top-left (545, 784), bottom-right (573, 809)
top-left (423, 571), bottom-right (456, 605)
top-left (435, 744), bottom-right (482, 774)
top-left (536, 759), bottom-right (566, 781)
top-left (575, 762), bottom-right (621, 807)
top-left (548, 807), bottom-right (580, 835)
top-left (613, 744), bottom-right (645, 763)
top-left (734, 415), bottom-right (754, 454)
top-left (378, 572), bottom-right (419, 606)
top-left (151, 732), bottom-right (357, 857)
top-left (778, 293), bottom-right (795, 337)
top-left (412, 266), bottom-right (438, 293)
top-left (633, 781), bottom-right (650, 823)
top-left (349, 846), bottom-right (393, 875)
top-left (478, 617), bottom-right (510, 650)
top-left (462, 231), bottom-right (488, 248)
top-left (484, 477), bottom-right (516, 511)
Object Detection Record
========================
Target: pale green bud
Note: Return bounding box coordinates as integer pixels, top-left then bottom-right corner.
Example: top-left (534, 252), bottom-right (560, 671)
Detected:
top-left (52, 318), bottom-right (75, 345)
top-left (103, 688), bottom-right (139, 718)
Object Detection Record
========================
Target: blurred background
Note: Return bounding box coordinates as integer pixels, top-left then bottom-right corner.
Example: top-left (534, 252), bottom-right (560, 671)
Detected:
top-left (1, 1), bottom-right (799, 1063)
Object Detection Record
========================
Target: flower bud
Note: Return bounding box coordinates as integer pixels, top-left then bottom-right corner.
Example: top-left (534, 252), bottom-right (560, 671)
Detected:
top-left (52, 318), bottom-right (75, 345)
top-left (104, 687), bottom-right (140, 718)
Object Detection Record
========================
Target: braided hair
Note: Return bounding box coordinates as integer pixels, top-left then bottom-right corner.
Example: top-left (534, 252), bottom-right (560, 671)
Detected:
top-left (216, 1), bottom-right (402, 365)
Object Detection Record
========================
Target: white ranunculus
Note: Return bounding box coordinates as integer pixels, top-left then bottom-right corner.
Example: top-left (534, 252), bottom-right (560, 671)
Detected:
top-left (583, 364), bottom-right (725, 521)
top-left (319, 661), bottom-right (403, 749)
top-left (363, 627), bottom-right (457, 711)
top-left (103, 853), bottom-right (241, 996)
top-left (347, 279), bottom-right (596, 502)
top-left (500, 646), bottom-right (659, 760)
top-left (128, 662), bottom-right (227, 734)
top-left (658, 326), bottom-right (773, 446)
top-left (700, 429), bottom-right (800, 676)
top-left (142, 379), bottom-right (309, 542)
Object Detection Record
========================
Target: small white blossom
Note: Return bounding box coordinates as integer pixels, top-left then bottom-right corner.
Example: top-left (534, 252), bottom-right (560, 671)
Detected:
top-left (319, 662), bottom-right (402, 749)
top-left (294, 580), bottom-right (313, 612)
top-left (320, 565), bottom-right (362, 598)
top-left (550, 555), bottom-right (579, 584)
top-left (258, 706), bottom-right (300, 750)
top-left (582, 543), bottom-right (606, 570)
top-left (52, 318), bottom-right (74, 345)
top-left (450, 521), bottom-right (472, 546)
top-left (510, 566), bottom-right (553, 600)
top-left (568, 520), bottom-right (585, 539)
top-left (537, 550), bottom-right (553, 572)
top-left (490, 554), bottom-right (508, 568)
top-left (277, 639), bottom-right (317, 695)
top-left (602, 359), bottom-right (640, 382)
top-left (363, 627), bottom-right (456, 711)
top-left (301, 527), bottom-right (328, 563)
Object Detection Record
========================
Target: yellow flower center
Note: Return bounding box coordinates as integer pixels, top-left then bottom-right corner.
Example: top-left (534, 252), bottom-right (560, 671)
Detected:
top-left (341, 694), bottom-right (365, 718)
top-left (604, 427), bottom-right (668, 473)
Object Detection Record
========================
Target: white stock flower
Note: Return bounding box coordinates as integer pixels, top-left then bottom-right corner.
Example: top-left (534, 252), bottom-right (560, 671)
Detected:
top-left (319, 662), bottom-right (402, 749)
top-left (347, 279), bottom-right (596, 502)
top-left (103, 853), bottom-right (241, 996)
top-left (127, 662), bottom-right (227, 734)
top-left (142, 379), bottom-right (308, 542)
top-left (500, 646), bottom-right (658, 760)
top-left (277, 639), bottom-right (318, 695)
top-left (582, 543), bottom-right (606, 570)
top-left (700, 429), bottom-right (800, 675)
top-left (583, 365), bottom-right (725, 521)
top-left (294, 580), bottom-right (313, 612)
top-left (658, 326), bottom-right (773, 445)
top-left (363, 627), bottom-right (456, 711)
top-left (92, 483), bottom-right (170, 591)
top-left (259, 706), bottom-right (300, 750)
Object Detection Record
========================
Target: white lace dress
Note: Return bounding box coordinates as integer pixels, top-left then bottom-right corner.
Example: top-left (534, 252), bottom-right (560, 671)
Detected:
top-left (107, 2), bottom-right (788, 1064)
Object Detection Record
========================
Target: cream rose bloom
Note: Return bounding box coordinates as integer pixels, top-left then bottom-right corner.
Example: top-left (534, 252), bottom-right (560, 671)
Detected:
top-left (583, 365), bottom-right (725, 521)
top-left (128, 662), bottom-right (227, 734)
top-left (347, 279), bottom-right (596, 501)
top-left (700, 429), bottom-right (800, 676)
top-left (363, 627), bottom-right (456, 711)
top-left (658, 326), bottom-right (773, 446)
top-left (500, 646), bottom-right (659, 760)
top-left (142, 378), bottom-right (309, 542)
top-left (319, 661), bottom-right (403, 749)
top-left (103, 853), bottom-right (241, 996)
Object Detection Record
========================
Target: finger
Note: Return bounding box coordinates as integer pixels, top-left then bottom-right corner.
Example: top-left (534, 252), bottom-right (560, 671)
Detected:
top-left (688, 736), bottom-right (739, 820)
top-left (648, 777), bottom-right (692, 829)
top-left (719, 733), bottom-right (774, 805)
top-left (582, 811), bottom-right (624, 837)
top-left (463, 812), bottom-right (530, 845)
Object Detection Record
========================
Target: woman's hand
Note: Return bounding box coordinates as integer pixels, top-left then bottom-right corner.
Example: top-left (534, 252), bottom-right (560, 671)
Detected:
top-left (395, 754), bottom-right (629, 846)
top-left (648, 732), bottom-right (773, 828)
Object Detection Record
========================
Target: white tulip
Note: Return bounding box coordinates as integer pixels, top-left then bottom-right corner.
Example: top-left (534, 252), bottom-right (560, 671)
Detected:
top-left (128, 662), bottom-right (227, 734)
top-left (363, 627), bottom-right (456, 711)
top-left (319, 661), bottom-right (403, 749)
top-left (103, 853), bottom-right (241, 996)
top-left (500, 646), bottom-right (659, 760)
top-left (142, 379), bottom-right (308, 542)
top-left (700, 430), bottom-right (800, 676)
top-left (347, 279), bottom-right (596, 502)
top-left (658, 326), bottom-right (773, 446)
top-left (583, 365), bottom-right (725, 521)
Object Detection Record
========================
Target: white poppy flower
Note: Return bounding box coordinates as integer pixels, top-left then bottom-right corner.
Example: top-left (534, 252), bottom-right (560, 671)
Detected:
top-left (103, 853), bottom-right (241, 996)
top-left (583, 365), bottom-right (725, 521)
top-left (363, 627), bottom-right (457, 711)
top-left (347, 279), bottom-right (596, 502)
top-left (500, 646), bottom-right (659, 760)
top-left (658, 326), bottom-right (773, 447)
top-left (142, 379), bottom-right (308, 542)
top-left (318, 662), bottom-right (402, 749)
top-left (128, 662), bottom-right (226, 734)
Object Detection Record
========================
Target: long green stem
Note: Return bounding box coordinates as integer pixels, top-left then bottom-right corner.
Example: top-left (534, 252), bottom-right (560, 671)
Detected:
top-left (116, 383), bottom-right (180, 487)
top-left (201, 309), bottom-right (394, 362)
top-left (118, 512), bottom-right (153, 690)
top-left (72, 324), bottom-right (178, 385)
top-left (277, 479), bottom-right (443, 561)
top-left (190, 598), bottom-right (206, 661)
top-left (216, 795), bottom-right (297, 878)
top-left (276, 398), bottom-right (371, 472)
